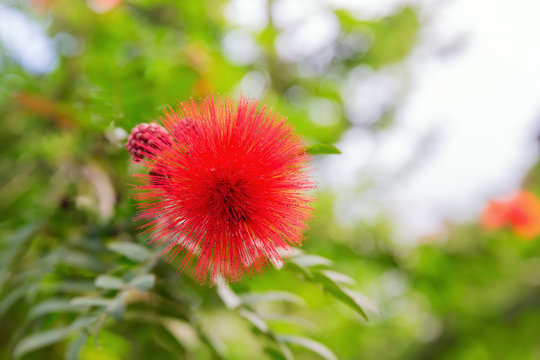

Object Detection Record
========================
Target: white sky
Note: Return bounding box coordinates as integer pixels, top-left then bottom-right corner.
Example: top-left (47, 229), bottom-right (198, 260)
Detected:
top-left (0, 5), bottom-right (57, 74)
top-left (323, 0), bottom-right (540, 239)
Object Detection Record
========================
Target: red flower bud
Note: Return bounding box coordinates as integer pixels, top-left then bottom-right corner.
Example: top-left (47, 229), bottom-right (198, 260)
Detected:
top-left (126, 122), bottom-right (172, 162)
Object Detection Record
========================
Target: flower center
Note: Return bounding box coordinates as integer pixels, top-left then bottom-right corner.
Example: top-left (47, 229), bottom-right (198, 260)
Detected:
top-left (214, 179), bottom-right (249, 223)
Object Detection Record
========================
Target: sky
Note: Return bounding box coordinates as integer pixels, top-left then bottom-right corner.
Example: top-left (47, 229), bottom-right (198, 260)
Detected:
top-left (322, 0), bottom-right (540, 239)
top-left (0, 4), bottom-right (57, 74)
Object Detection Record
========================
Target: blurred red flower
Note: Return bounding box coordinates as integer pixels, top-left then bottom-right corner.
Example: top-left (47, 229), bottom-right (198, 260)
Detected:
top-left (480, 190), bottom-right (540, 239)
top-left (88, 0), bottom-right (122, 13)
top-left (30, 0), bottom-right (54, 12)
top-left (132, 96), bottom-right (314, 284)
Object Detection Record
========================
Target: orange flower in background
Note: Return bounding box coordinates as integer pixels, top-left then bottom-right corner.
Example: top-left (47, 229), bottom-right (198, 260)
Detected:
top-left (88, 0), bottom-right (122, 13)
top-left (30, 0), bottom-right (54, 12)
top-left (481, 190), bottom-right (540, 239)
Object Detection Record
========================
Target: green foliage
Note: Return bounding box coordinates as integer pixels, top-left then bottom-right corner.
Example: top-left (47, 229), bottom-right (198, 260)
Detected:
top-left (336, 6), bottom-right (420, 68)
top-left (306, 144), bottom-right (341, 155)
top-left (5, 1), bottom-right (538, 360)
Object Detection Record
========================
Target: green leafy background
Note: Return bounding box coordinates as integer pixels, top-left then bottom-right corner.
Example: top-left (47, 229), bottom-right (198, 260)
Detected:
top-left (1, 0), bottom-right (540, 359)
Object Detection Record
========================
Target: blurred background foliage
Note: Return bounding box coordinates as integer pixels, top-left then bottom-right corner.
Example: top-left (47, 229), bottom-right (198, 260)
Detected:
top-left (1, 0), bottom-right (540, 359)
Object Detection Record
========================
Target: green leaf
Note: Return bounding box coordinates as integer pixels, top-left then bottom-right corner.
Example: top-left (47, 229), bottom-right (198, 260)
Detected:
top-left (28, 299), bottom-right (85, 319)
top-left (0, 284), bottom-right (32, 315)
top-left (265, 343), bottom-right (294, 360)
top-left (56, 249), bottom-right (106, 272)
top-left (240, 291), bottom-right (305, 306)
top-left (312, 272), bottom-right (377, 320)
top-left (264, 347), bottom-right (289, 360)
top-left (199, 332), bottom-right (226, 360)
top-left (110, 301), bottom-right (125, 321)
top-left (341, 288), bottom-right (379, 315)
top-left (13, 327), bottom-right (70, 358)
top-left (320, 270), bottom-right (355, 285)
top-left (151, 324), bottom-right (187, 356)
top-left (278, 335), bottom-right (337, 360)
top-left (65, 332), bottom-right (88, 360)
top-left (217, 284), bottom-right (241, 309)
top-left (13, 316), bottom-right (97, 358)
top-left (261, 314), bottom-right (317, 331)
top-left (0, 223), bottom-right (42, 288)
top-left (306, 144), bottom-right (341, 155)
top-left (238, 308), bottom-right (269, 333)
top-left (107, 241), bottom-right (151, 262)
top-left (95, 275), bottom-right (125, 290)
top-left (4, 222), bottom-right (42, 249)
top-left (277, 342), bottom-right (294, 360)
top-left (70, 315), bottom-right (99, 330)
top-left (41, 249), bottom-right (105, 272)
top-left (285, 261), bottom-right (312, 279)
top-left (130, 274), bottom-right (155, 291)
top-left (54, 281), bottom-right (96, 293)
top-left (70, 297), bottom-right (113, 308)
top-left (289, 254), bottom-right (332, 268)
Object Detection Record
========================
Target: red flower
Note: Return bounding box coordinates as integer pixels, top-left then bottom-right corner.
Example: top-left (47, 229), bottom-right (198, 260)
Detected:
top-left (131, 96), bottom-right (314, 284)
top-left (480, 190), bottom-right (540, 239)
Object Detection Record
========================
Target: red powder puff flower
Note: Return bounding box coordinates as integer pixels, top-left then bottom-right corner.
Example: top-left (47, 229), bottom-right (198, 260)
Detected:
top-left (480, 190), bottom-right (540, 239)
top-left (130, 95), bottom-right (314, 284)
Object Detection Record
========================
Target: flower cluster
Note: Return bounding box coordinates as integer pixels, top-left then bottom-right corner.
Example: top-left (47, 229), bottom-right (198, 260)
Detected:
top-left (128, 96), bottom-right (314, 284)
